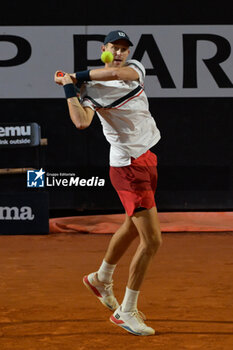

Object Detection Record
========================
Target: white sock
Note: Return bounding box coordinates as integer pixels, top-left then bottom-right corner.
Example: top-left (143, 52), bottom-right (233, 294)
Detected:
top-left (97, 260), bottom-right (116, 283)
top-left (121, 287), bottom-right (140, 312)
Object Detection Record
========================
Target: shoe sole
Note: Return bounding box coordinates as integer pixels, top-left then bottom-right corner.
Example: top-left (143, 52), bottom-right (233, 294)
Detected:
top-left (83, 275), bottom-right (116, 311)
top-left (110, 314), bottom-right (155, 336)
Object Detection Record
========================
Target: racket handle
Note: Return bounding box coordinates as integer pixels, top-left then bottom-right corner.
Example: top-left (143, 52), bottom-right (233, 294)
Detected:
top-left (57, 71), bottom-right (65, 77)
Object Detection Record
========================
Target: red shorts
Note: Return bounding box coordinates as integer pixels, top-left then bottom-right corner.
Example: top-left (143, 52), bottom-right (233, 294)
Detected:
top-left (109, 150), bottom-right (158, 216)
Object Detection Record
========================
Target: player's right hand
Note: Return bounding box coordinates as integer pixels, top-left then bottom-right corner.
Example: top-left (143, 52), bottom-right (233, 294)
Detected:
top-left (54, 71), bottom-right (73, 86)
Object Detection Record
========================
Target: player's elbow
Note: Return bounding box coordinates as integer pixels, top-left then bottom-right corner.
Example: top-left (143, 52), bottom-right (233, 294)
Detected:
top-left (70, 111), bottom-right (91, 130)
top-left (75, 122), bottom-right (89, 130)
top-left (70, 107), bottom-right (93, 130)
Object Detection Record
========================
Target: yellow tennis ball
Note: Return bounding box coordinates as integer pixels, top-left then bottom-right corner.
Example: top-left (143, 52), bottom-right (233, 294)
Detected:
top-left (101, 51), bottom-right (114, 63)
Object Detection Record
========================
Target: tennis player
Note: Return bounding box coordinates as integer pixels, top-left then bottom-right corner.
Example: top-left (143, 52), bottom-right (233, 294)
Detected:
top-left (54, 30), bottom-right (162, 336)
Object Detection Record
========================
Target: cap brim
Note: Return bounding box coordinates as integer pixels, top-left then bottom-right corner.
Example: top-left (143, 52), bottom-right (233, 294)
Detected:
top-left (104, 37), bottom-right (133, 46)
top-left (108, 39), bottom-right (133, 46)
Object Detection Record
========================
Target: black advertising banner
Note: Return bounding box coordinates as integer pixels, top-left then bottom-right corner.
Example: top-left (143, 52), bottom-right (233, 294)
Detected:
top-left (0, 192), bottom-right (49, 234)
top-left (0, 122), bottom-right (41, 148)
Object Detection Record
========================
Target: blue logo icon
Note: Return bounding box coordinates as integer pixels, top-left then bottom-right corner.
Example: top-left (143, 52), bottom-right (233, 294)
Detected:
top-left (27, 168), bottom-right (45, 188)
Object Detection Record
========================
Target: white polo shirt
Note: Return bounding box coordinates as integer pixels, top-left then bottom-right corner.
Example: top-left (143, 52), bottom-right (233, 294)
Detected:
top-left (81, 59), bottom-right (161, 167)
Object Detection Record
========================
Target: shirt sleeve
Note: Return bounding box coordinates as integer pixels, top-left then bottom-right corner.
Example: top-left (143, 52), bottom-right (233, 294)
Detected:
top-left (126, 59), bottom-right (146, 85)
top-left (80, 83), bottom-right (96, 111)
top-left (81, 98), bottom-right (96, 111)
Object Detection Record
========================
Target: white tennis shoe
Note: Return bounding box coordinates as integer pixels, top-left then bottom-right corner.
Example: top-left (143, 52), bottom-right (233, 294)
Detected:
top-left (110, 306), bottom-right (155, 336)
top-left (83, 272), bottom-right (119, 311)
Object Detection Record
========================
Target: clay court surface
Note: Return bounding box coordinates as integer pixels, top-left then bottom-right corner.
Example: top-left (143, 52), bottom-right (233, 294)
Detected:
top-left (0, 231), bottom-right (233, 350)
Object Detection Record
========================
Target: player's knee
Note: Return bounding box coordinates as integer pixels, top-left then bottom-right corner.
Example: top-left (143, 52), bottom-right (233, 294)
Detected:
top-left (141, 233), bottom-right (162, 255)
top-left (150, 234), bottom-right (162, 253)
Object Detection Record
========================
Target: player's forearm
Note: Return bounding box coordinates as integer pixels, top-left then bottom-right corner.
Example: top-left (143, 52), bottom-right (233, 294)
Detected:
top-left (58, 75), bottom-right (90, 129)
top-left (70, 66), bottom-right (138, 83)
top-left (89, 67), bottom-right (138, 81)
top-left (55, 71), bottom-right (92, 129)
top-left (89, 68), bottom-right (119, 81)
